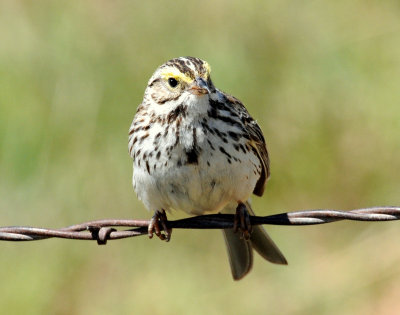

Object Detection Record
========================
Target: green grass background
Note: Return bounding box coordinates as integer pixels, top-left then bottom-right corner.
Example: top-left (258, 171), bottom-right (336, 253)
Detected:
top-left (1, 1), bottom-right (400, 314)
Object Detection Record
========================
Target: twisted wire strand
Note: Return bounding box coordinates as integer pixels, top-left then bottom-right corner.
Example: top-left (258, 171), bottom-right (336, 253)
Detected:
top-left (1, 206), bottom-right (399, 244)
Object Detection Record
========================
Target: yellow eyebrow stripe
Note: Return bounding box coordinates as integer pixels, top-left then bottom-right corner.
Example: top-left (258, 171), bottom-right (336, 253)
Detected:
top-left (160, 69), bottom-right (193, 84)
top-left (203, 61), bottom-right (211, 77)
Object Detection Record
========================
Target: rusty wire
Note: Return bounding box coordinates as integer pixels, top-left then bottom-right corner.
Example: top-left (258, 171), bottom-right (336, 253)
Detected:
top-left (1, 206), bottom-right (399, 244)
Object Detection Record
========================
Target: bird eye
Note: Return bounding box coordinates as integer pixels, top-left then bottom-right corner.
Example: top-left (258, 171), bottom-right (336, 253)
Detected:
top-left (168, 77), bottom-right (178, 88)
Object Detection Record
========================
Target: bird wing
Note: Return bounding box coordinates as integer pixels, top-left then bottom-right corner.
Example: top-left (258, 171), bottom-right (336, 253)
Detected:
top-left (224, 94), bottom-right (270, 197)
top-left (245, 121), bottom-right (270, 196)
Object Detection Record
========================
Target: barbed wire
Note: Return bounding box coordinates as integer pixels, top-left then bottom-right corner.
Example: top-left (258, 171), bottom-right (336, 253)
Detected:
top-left (1, 206), bottom-right (399, 244)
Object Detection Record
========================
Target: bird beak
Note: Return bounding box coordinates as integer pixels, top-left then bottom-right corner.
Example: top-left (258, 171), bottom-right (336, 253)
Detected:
top-left (189, 77), bottom-right (210, 95)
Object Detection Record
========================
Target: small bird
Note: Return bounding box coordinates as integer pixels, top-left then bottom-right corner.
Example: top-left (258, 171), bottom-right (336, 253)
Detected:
top-left (128, 57), bottom-right (287, 280)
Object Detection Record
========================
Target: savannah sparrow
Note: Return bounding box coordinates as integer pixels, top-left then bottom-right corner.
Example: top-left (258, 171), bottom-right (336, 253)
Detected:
top-left (128, 57), bottom-right (287, 280)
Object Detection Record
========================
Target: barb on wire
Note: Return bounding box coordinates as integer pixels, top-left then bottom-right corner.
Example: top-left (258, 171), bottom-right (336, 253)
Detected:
top-left (1, 206), bottom-right (399, 244)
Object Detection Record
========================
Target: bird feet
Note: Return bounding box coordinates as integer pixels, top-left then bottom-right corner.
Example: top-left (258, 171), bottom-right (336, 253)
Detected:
top-left (233, 202), bottom-right (252, 240)
top-left (148, 209), bottom-right (172, 242)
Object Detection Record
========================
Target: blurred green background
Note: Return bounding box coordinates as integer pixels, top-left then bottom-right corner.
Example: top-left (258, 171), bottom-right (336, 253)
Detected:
top-left (1, 1), bottom-right (400, 314)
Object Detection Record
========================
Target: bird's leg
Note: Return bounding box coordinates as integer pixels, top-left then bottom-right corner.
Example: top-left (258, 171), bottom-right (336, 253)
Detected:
top-left (233, 202), bottom-right (252, 240)
top-left (148, 209), bottom-right (172, 242)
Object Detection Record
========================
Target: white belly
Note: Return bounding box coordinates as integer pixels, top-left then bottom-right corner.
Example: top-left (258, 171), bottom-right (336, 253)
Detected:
top-left (132, 126), bottom-right (261, 215)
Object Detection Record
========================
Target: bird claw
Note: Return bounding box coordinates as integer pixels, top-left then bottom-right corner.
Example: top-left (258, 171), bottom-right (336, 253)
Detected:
top-left (233, 202), bottom-right (252, 240)
top-left (148, 210), bottom-right (172, 242)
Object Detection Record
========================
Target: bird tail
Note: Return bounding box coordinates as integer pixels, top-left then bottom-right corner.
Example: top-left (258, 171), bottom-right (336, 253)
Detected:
top-left (222, 200), bottom-right (287, 280)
